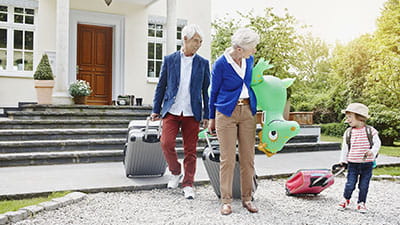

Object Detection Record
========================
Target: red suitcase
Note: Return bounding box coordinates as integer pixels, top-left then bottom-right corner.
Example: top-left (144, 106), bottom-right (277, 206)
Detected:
top-left (285, 169), bottom-right (335, 196)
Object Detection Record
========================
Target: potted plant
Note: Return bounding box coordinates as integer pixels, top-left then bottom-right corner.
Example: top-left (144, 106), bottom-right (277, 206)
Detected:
top-left (33, 54), bottom-right (55, 104)
top-left (68, 80), bottom-right (92, 104)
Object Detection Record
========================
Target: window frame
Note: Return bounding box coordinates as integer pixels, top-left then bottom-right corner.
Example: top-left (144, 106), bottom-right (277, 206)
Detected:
top-left (0, 5), bottom-right (36, 78)
top-left (147, 17), bottom-right (186, 83)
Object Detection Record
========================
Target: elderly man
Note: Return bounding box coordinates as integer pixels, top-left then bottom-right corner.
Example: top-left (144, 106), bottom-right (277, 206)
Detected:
top-left (151, 24), bottom-right (210, 199)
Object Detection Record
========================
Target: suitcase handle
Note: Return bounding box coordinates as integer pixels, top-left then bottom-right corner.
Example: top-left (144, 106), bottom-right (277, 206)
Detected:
top-left (204, 131), bottom-right (215, 158)
top-left (144, 117), bottom-right (162, 140)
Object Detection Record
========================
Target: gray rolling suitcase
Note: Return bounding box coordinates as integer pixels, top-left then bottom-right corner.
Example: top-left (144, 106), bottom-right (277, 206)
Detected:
top-left (123, 118), bottom-right (167, 177)
top-left (202, 134), bottom-right (257, 199)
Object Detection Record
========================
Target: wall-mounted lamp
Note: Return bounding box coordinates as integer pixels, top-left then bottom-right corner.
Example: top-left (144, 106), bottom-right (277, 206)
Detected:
top-left (105, 0), bottom-right (112, 6)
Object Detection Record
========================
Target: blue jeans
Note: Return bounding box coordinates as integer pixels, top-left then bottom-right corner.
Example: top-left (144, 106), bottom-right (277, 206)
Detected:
top-left (343, 162), bottom-right (373, 203)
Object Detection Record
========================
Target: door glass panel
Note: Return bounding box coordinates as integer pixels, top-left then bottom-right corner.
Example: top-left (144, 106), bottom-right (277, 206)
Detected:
top-left (148, 42), bottom-right (154, 59)
top-left (155, 43), bottom-right (162, 60)
top-left (0, 29), bottom-right (6, 48)
top-left (24, 52), bottom-right (33, 71)
top-left (14, 7), bottom-right (23, 13)
top-left (148, 60), bottom-right (155, 77)
top-left (14, 14), bottom-right (23, 23)
top-left (25, 8), bottom-right (34, 15)
top-left (13, 51), bottom-right (23, 70)
top-left (25, 15), bottom-right (34, 24)
top-left (156, 61), bottom-right (162, 78)
top-left (148, 23), bottom-right (155, 37)
top-left (25, 31), bottom-right (33, 50)
top-left (156, 24), bottom-right (163, 38)
top-left (14, 30), bottom-right (23, 49)
top-left (0, 50), bottom-right (6, 70)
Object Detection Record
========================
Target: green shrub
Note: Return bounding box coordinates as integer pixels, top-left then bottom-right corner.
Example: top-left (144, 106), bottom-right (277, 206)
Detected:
top-left (33, 54), bottom-right (54, 80)
top-left (320, 122), bottom-right (348, 137)
top-left (368, 104), bottom-right (400, 146)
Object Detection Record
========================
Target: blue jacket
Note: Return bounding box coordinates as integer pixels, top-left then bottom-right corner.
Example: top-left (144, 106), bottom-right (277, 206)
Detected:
top-left (152, 51), bottom-right (210, 122)
top-left (209, 55), bottom-right (257, 119)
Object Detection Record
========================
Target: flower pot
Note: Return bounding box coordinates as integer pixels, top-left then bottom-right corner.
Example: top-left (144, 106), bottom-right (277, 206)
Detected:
top-left (34, 80), bottom-right (55, 104)
top-left (73, 96), bottom-right (88, 104)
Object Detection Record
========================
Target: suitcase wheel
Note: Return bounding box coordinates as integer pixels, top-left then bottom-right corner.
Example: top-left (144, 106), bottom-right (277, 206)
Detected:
top-left (285, 187), bottom-right (292, 196)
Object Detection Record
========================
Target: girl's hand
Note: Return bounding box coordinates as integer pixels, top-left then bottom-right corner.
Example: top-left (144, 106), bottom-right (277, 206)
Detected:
top-left (363, 150), bottom-right (374, 160)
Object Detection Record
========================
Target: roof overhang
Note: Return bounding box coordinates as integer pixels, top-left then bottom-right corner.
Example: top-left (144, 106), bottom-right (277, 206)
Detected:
top-left (115, 0), bottom-right (160, 7)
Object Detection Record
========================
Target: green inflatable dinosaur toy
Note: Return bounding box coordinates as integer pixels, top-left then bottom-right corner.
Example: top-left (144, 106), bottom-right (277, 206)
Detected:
top-left (251, 58), bottom-right (300, 157)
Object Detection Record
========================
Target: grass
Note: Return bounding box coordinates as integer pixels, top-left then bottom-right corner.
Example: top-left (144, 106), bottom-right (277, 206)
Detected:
top-left (0, 191), bottom-right (70, 214)
top-left (320, 135), bottom-right (400, 157)
top-left (321, 135), bottom-right (400, 176)
top-left (373, 166), bottom-right (400, 176)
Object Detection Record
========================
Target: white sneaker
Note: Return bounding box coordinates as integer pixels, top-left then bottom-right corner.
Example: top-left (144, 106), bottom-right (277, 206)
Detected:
top-left (182, 186), bottom-right (195, 199)
top-left (167, 174), bottom-right (182, 189)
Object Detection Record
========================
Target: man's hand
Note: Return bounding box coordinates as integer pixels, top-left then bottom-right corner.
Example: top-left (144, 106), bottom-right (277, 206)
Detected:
top-left (150, 113), bottom-right (160, 121)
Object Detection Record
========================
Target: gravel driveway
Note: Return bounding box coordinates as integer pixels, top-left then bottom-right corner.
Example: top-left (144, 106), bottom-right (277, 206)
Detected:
top-left (15, 177), bottom-right (400, 225)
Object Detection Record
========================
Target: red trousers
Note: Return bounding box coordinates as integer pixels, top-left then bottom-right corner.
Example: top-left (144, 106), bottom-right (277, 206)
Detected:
top-left (161, 113), bottom-right (200, 187)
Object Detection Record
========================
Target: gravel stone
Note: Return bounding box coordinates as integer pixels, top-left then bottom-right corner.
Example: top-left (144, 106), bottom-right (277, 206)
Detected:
top-left (0, 214), bottom-right (7, 225)
top-left (14, 178), bottom-right (400, 225)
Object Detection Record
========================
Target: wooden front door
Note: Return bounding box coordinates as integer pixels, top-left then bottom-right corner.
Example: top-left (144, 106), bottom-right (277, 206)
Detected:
top-left (77, 24), bottom-right (113, 105)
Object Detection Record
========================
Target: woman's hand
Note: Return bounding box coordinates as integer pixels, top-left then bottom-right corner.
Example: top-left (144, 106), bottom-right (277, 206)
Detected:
top-left (208, 119), bottom-right (216, 135)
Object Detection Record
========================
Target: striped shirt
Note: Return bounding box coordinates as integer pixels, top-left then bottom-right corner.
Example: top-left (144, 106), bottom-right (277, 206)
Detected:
top-left (346, 127), bottom-right (378, 163)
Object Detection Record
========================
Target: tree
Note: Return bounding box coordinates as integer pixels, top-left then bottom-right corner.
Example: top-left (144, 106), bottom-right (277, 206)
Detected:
top-left (211, 8), bottom-right (301, 79)
top-left (366, 0), bottom-right (400, 109)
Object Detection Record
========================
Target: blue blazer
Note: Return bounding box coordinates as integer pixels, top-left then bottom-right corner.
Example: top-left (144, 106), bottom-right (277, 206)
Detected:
top-left (152, 51), bottom-right (210, 122)
top-left (209, 55), bottom-right (257, 119)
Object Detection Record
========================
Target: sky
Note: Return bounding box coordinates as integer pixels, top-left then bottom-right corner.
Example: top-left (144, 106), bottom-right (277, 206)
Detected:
top-left (211, 0), bottom-right (387, 44)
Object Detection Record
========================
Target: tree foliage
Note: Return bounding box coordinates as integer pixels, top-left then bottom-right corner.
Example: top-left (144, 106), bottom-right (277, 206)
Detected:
top-left (211, 8), bottom-right (301, 79)
top-left (211, 1), bottom-right (399, 144)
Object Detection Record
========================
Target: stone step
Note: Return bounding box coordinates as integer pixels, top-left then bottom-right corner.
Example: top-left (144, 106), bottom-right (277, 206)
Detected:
top-left (178, 141), bottom-right (341, 158)
top-left (0, 128), bottom-right (127, 141)
top-left (0, 138), bottom-right (125, 153)
top-left (6, 111), bottom-right (149, 120)
top-left (0, 120), bottom-right (131, 129)
top-left (0, 150), bottom-right (123, 167)
top-left (0, 131), bottom-right (320, 153)
top-left (0, 142), bottom-right (340, 167)
top-left (17, 104), bottom-right (153, 113)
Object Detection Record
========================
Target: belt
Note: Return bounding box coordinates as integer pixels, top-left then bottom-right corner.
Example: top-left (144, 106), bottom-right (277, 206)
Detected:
top-left (237, 98), bottom-right (250, 105)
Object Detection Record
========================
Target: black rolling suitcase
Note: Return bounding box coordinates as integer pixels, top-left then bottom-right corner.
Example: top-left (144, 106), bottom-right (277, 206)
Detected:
top-left (123, 117), bottom-right (167, 177)
top-left (202, 133), bottom-right (257, 199)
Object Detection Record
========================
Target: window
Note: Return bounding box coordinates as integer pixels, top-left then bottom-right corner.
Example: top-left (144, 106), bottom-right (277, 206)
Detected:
top-left (0, 5), bottom-right (35, 73)
top-left (147, 18), bottom-right (186, 79)
top-left (147, 23), bottom-right (163, 78)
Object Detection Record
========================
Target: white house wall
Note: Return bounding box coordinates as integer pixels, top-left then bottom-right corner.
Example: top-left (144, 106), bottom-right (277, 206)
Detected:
top-left (140, 0), bottom-right (211, 105)
top-left (0, 0), bottom-right (211, 107)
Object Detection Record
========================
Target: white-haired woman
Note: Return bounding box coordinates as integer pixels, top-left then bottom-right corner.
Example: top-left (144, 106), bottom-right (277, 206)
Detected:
top-left (208, 27), bottom-right (260, 215)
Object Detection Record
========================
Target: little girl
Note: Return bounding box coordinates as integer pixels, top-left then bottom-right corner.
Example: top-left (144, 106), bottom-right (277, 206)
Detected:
top-left (338, 103), bottom-right (381, 213)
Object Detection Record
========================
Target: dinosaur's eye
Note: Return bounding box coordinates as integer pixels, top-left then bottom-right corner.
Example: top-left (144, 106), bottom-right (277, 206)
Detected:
top-left (268, 130), bottom-right (278, 142)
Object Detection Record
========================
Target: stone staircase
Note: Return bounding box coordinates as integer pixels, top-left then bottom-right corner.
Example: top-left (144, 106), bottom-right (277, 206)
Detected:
top-left (0, 104), bottom-right (340, 167)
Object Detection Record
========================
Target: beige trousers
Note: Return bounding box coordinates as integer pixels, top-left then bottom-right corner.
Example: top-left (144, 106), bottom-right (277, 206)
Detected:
top-left (216, 105), bottom-right (256, 203)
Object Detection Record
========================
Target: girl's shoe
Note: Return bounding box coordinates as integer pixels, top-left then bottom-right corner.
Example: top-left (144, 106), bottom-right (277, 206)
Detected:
top-left (338, 199), bottom-right (350, 211)
top-left (357, 202), bottom-right (367, 214)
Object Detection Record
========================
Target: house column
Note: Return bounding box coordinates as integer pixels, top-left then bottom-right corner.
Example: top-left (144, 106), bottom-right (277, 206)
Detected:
top-left (166, 0), bottom-right (177, 54)
top-left (52, 0), bottom-right (72, 104)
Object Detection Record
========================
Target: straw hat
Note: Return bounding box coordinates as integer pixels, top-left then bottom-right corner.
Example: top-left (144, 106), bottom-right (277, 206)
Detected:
top-left (341, 103), bottom-right (370, 119)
